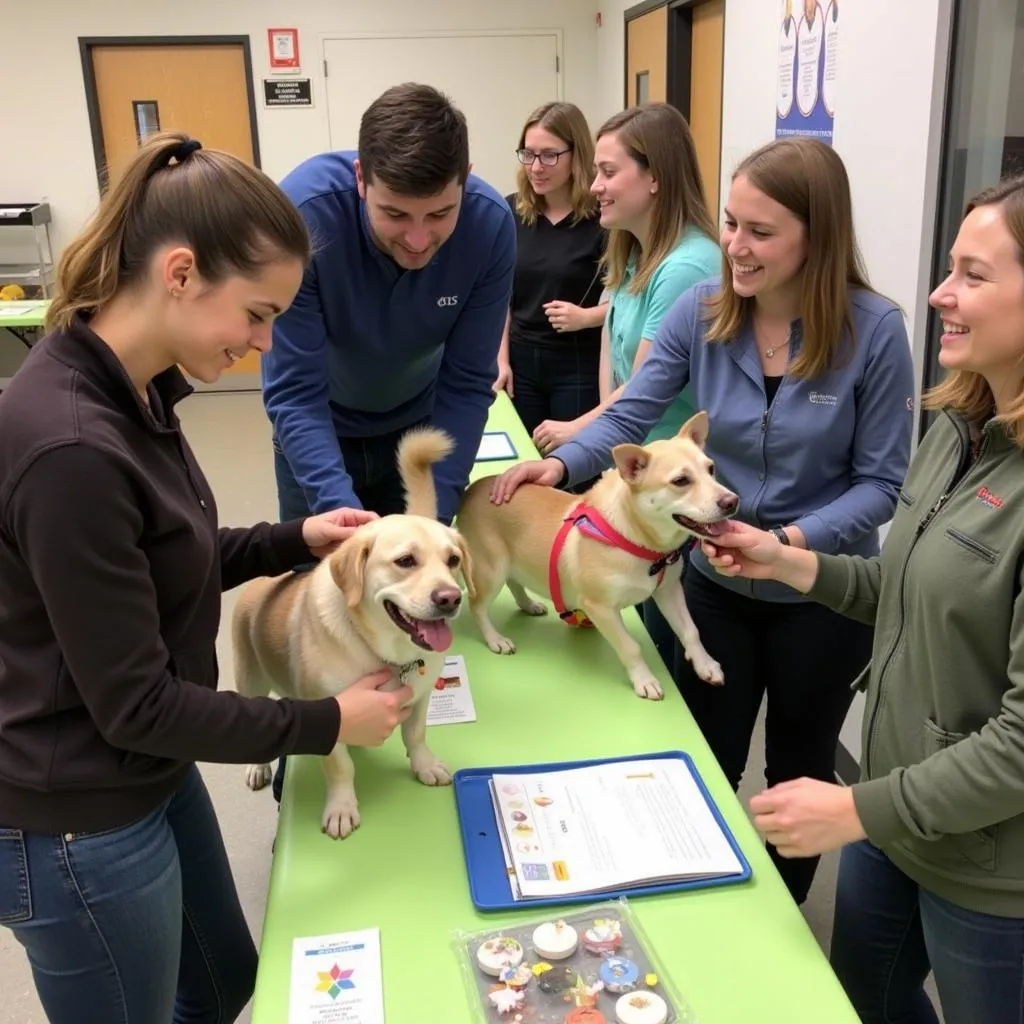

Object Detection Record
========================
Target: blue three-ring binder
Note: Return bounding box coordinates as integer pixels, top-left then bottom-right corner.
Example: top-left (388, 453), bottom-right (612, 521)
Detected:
top-left (452, 750), bottom-right (753, 912)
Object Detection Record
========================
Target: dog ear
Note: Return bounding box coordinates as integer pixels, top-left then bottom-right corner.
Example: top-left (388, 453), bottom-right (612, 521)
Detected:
top-left (329, 533), bottom-right (373, 608)
top-left (456, 535), bottom-right (477, 599)
top-left (612, 443), bottom-right (651, 484)
top-left (678, 410), bottom-right (709, 449)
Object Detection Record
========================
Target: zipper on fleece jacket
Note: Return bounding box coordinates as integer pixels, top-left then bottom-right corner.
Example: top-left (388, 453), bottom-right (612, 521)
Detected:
top-left (863, 416), bottom-right (979, 779)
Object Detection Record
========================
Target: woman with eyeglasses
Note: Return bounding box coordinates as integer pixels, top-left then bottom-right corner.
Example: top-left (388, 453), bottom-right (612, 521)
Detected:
top-left (494, 102), bottom-right (607, 444)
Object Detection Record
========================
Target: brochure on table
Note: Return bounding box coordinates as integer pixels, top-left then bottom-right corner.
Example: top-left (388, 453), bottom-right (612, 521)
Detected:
top-left (489, 756), bottom-right (746, 900)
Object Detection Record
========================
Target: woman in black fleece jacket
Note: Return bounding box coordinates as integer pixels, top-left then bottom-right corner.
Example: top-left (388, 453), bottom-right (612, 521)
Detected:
top-left (0, 132), bottom-right (413, 1024)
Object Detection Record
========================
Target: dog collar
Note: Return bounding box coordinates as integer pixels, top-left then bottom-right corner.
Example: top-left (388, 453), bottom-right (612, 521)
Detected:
top-left (393, 658), bottom-right (427, 682)
top-left (549, 502), bottom-right (690, 628)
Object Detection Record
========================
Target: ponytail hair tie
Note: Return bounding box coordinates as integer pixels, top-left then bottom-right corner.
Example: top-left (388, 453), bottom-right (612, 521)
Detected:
top-left (173, 138), bottom-right (203, 161)
top-left (156, 138), bottom-right (203, 169)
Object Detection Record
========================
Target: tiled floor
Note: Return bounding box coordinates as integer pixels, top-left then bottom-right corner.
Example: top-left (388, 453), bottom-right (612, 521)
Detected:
top-left (0, 391), bottom-right (940, 1022)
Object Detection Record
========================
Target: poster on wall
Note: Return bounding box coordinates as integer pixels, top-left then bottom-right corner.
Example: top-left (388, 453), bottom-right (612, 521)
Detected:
top-left (775, 0), bottom-right (838, 145)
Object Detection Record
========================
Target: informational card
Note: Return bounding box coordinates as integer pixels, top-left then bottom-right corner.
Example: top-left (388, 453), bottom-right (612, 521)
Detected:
top-left (476, 431), bottom-right (518, 462)
top-left (289, 927), bottom-right (383, 1024)
top-left (426, 654), bottom-right (477, 725)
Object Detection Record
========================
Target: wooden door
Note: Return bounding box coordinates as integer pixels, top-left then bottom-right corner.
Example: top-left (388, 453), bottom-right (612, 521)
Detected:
top-left (88, 42), bottom-right (261, 382)
top-left (626, 5), bottom-right (668, 106)
top-left (688, 0), bottom-right (725, 217)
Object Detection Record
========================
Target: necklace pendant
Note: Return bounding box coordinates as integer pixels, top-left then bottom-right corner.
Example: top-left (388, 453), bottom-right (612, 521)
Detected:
top-left (766, 346), bottom-right (776, 358)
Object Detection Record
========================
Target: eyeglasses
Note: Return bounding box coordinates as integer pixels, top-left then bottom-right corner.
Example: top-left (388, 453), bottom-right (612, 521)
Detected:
top-left (516, 147), bottom-right (571, 167)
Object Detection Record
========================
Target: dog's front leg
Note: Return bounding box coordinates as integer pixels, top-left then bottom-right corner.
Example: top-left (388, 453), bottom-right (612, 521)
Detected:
top-left (321, 745), bottom-right (361, 839)
top-left (401, 695), bottom-right (452, 786)
top-left (652, 577), bottom-right (724, 686)
top-left (580, 599), bottom-right (663, 700)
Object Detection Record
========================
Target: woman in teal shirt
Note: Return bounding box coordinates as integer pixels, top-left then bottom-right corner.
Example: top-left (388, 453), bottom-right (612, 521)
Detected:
top-left (531, 101), bottom-right (720, 669)
top-left (533, 103), bottom-right (719, 454)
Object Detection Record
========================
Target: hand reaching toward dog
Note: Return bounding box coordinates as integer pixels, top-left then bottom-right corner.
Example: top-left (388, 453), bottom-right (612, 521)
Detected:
top-left (303, 508), bottom-right (379, 560)
top-left (490, 458), bottom-right (566, 504)
top-left (700, 521), bottom-right (820, 594)
top-left (335, 669), bottom-right (413, 747)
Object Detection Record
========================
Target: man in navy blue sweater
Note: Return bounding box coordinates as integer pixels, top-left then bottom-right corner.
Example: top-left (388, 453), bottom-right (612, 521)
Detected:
top-left (263, 83), bottom-right (515, 802)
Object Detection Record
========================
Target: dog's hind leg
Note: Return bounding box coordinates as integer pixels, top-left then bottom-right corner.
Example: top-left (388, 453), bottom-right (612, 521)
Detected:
top-left (466, 551), bottom-right (519, 655)
top-left (506, 578), bottom-right (548, 617)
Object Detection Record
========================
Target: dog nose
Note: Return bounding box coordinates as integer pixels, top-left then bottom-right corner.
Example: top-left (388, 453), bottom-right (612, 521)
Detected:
top-left (718, 493), bottom-right (739, 513)
top-left (431, 586), bottom-right (462, 610)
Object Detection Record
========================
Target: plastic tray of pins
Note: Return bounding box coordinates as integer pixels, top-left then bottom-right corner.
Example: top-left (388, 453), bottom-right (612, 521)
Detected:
top-left (453, 899), bottom-right (696, 1024)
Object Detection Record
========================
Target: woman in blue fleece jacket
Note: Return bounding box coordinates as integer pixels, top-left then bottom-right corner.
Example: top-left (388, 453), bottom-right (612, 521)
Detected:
top-left (491, 137), bottom-right (916, 905)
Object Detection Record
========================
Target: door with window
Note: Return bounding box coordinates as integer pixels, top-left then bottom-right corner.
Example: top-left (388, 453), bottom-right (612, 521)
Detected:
top-left (624, 1), bottom-right (725, 218)
top-left (81, 37), bottom-right (262, 387)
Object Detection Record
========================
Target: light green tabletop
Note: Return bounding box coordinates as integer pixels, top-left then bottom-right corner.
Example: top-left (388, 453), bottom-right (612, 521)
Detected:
top-left (251, 392), bottom-right (857, 1023)
top-left (0, 299), bottom-right (49, 328)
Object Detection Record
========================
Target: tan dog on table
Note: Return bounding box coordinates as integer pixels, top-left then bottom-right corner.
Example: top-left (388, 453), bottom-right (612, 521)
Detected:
top-left (232, 427), bottom-right (473, 839)
top-left (456, 412), bottom-right (737, 700)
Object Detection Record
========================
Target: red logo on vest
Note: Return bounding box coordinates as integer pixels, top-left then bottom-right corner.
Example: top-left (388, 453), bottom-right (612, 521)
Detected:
top-left (977, 486), bottom-right (1004, 509)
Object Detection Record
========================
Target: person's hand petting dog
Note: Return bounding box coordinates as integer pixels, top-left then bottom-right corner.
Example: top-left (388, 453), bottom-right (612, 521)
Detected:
top-left (302, 508), bottom-right (379, 560)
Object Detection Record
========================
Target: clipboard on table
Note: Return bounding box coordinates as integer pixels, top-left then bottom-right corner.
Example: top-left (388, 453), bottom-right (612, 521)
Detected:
top-left (452, 750), bottom-right (753, 912)
top-left (475, 430), bottom-right (518, 463)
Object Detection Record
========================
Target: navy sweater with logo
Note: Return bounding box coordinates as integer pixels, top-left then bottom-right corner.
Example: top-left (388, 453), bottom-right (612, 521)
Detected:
top-left (263, 150), bottom-right (516, 523)
top-left (555, 277), bottom-right (916, 602)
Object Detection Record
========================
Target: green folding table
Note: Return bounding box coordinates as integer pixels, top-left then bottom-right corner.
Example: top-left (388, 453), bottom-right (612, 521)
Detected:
top-left (0, 299), bottom-right (49, 347)
top-left (250, 391), bottom-right (858, 1023)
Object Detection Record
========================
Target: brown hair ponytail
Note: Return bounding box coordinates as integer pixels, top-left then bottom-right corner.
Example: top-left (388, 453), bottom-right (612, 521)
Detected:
top-left (47, 131), bottom-right (309, 331)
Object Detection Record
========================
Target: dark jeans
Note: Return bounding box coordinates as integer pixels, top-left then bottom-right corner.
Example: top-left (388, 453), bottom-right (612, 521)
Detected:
top-left (0, 767), bottom-right (256, 1023)
top-left (508, 337), bottom-right (600, 438)
top-left (673, 565), bottom-right (873, 904)
top-left (270, 424), bottom-right (423, 802)
top-left (831, 839), bottom-right (1024, 1023)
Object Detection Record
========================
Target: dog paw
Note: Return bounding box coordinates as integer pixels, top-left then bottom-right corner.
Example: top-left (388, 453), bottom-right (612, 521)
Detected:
top-left (245, 764), bottom-right (272, 791)
top-left (321, 794), bottom-right (361, 839)
top-left (688, 649), bottom-right (725, 686)
top-left (487, 635), bottom-right (517, 655)
top-left (410, 751), bottom-right (453, 787)
top-left (518, 599), bottom-right (548, 617)
top-left (631, 674), bottom-right (665, 701)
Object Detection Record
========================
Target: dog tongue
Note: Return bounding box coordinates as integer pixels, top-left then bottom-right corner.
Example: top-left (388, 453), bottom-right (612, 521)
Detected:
top-left (416, 619), bottom-right (453, 652)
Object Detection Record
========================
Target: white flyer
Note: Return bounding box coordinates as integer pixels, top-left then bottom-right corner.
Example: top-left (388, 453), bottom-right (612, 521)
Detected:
top-left (288, 927), bottom-right (383, 1024)
top-left (426, 654), bottom-right (477, 725)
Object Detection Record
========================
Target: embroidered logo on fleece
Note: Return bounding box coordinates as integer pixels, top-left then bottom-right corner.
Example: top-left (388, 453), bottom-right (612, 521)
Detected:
top-left (977, 486), bottom-right (1004, 510)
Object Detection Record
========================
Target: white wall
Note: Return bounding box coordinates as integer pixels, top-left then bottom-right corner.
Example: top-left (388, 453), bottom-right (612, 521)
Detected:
top-left (0, 0), bottom-right (602, 254)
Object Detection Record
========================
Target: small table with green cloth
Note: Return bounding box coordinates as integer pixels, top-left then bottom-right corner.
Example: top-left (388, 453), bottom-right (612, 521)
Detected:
top-left (250, 391), bottom-right (857, 1023)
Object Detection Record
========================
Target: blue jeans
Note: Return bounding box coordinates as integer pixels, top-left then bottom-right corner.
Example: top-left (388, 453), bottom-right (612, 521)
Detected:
top-left (271, 425), bottom-right (425, 802)
top-left (0, 767), bottom-right (256, 1023)
top-left (830, 839), bottom-right (1024, 1023)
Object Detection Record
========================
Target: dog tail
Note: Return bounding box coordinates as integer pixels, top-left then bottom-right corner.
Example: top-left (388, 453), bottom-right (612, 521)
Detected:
top-left (397, 426), bottom-right (454, 519)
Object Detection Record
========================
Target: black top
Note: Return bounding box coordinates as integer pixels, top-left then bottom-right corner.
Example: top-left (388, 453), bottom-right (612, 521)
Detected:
top-left (765, 374), bottom-right (783, 406)
top-left (0, 319), bottom-right (341, 833)
top-left (506, 193), bottom-right (606, 349)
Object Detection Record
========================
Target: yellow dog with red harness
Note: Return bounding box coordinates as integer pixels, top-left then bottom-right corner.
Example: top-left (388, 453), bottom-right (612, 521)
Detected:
top-left (456, 413), bottom-right (738, 700)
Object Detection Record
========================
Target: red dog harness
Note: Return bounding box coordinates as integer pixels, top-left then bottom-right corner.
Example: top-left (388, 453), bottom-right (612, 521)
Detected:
top-left (548, 502), bottom-right (690, 628)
